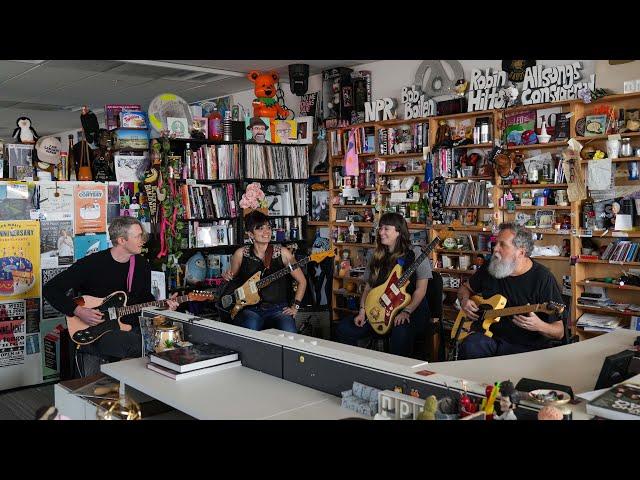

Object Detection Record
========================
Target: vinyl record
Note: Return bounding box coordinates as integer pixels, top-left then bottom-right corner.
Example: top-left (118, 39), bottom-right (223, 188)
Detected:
top-left (575, 117), bottom-right (586, 137)
top-left (148, 93), bottom-right (193, 134)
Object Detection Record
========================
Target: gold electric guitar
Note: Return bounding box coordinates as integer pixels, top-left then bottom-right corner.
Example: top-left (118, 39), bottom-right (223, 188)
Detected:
top-left (364, 237), bottom-right (440, 335)
top-left (450, 294), bottom-right (566, 343)
top-left (220, 249), bottom-right (334, 319)
top-left (67, 291), bottom-right (214, 345)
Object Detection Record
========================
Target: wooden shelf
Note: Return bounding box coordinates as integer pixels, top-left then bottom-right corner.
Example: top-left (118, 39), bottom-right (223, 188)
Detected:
top-left (310, 172), bottom-right (330, 177)
top-left (334, 243), bottom-right (377, 248)
top-left (333, 290), bottom-right (361, 297)
top-left (496, 183), bottom-right (568, 189)
top-left (526, 229), bottom-right (571, 235)
top-left (577, 259), bottom-right (640, 266)
top-left (334, 276), bottom-right (366, 283)
top-left (505, 141), bottom-right (568, 150)
top-left (575, 131), bottom-right (640, 142)
top-left (443, 205), bottom-right (493, 209)
top-left (378, 152), bottom-right (423, 159)
top-left (434, 268), bottom-right (475, 275)
top-left (505, 100), bottom-right (573, 114)
top-left (577, 281), bottom-right (640, 292)
top-left (334, 204), bottom-right (374, 209)
top-left (334, 222), bottom-right (374, 227)
top-left (590, 230), bottom-right (640, 238)
top-left (576, 305), bottom-right (638, 317)
top-left (499, 205), bottom-right (571, 210)
top-left (452, 143), bottom-right (494, 149)
top-left (436, 249), bottom-right (490, 255)
top-left (432, 225), bottom-right (491, 232)
top-left (307, 221), bottom-right (329, 226)
top-left (580, 156), bottom-right (640, 164)
top-left (531, 256), bottom-right (570, 261)
top-left (407, 224), bottom-right (429, 230)
top-left (445, 176), bottom-right (494, 181)
top-left (378, 170), bottom-right (425, 176)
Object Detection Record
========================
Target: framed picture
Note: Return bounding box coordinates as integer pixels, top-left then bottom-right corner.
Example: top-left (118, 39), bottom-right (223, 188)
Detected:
top-left (295, 116), bottom-right (313, 145)
top-left (311, 190), bottom-right (329, 221)
top-left (535, 209), bottom-right (555, 229)
top-left (167, 117), bottom-right (190, 139)
top-left (119, 111), bottom-right (148, 129)
top-left (271, 119), bottom-right (297, 144)
top-left (463, 209), bottom-right (477, 226)
top-left (245, 116), bottom-right (271, 143)
top-left (192, 116), bottom-right (208, 139)
top-left (192, 95), bottom-right (233, 120)
top-left (585, 114), bottom-right (607, 136)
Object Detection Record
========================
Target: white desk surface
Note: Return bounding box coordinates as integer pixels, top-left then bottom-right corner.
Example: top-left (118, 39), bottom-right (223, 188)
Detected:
top-left (101, 358), bottom-right (364, 420)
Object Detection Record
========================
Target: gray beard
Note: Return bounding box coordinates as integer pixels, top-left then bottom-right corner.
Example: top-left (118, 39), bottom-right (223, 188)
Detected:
top-left (488, 254), bottom-right (516, 279)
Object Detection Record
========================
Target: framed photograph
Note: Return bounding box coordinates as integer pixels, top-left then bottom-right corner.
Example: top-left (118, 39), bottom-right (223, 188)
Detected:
top-left (463, 209), bottom-right (477, 226)
top-left (585, 114), bottom-right (607, 136)
top-left (192, 116), bottom-right (208, 139)
top-left (167, 117), bottom-right (190, 139)
top-left (311, 190), bottom-right (329, 221)
top-left (113, 129), bottom-right (150, 150)
top-left (245, 116), bottom-right (271, 143)
top-left (271, 119), bottom-right (297, 144)
top-left (6, 143), bottom-right (33, 179)
top-left (535, 209), bottom-right (555, 229)
top-left (119, 111), bottom-right (148, 129)
top-left (295, 116), bottom-right (313, 145)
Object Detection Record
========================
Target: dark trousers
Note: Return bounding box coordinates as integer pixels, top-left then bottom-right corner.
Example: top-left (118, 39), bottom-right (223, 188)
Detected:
top-left (81, 328), bottom-right (142, 359)
top-left (336, 298), bottom-right (428, 357)
top-left (233, 302), bottom-right (297, 333)
top-left (458, 333), bottom-right (539, 360)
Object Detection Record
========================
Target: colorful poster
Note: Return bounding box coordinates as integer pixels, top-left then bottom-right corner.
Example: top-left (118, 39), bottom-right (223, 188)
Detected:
top-left (271, 119), bottom-right (297, 144)
top-left (41, 267), bottom-right (69, 320)
top-left (38, 182), bottom-right (74, 221)
top-left (0, 300), bottom-right (26, 367)
top-left (40, 220), bottom-right (74, 267)
top-left (119, 182), bottom-right (150, 222)
top-left (0, 220), bottom-right (41, 300)
top-left (0, 182), bottom-right (35, 221)
top-left (40, 318), bottom-right (65, 381)
top-left (74, 184), bottom-right (107, 234)
top-left (74, 233), bottom-right (108, 261)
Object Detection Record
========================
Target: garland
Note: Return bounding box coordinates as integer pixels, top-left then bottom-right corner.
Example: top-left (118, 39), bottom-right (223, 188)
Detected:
top-left (156, 136), bottom-right (184, 268)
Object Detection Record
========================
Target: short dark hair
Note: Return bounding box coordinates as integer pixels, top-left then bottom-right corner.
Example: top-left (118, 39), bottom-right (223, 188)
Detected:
top-left (245, 210), bottom-right (270, 232)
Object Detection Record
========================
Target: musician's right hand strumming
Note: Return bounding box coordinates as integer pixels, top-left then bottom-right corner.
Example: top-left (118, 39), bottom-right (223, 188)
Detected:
top-left (222, 269), bottom-right (234, 282)
top-left (354, 309), bottom-right (367, 327)
top-left (74, 306), bottom-right (104, 326)
top-left (460, 297), bottom-right (480, 320)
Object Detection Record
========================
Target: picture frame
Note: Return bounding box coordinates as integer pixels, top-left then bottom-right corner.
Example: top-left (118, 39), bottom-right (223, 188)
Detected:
top-left (295, 116), bottom-right (313, 145)
top-left (463, 208), bottom-right (477, 226)
top-left (535, 209), bottom-right (555, 229)
top-left (192, 116), bottom-right (208, 139)
top-left (167, 116), bottom-right (190, 139)
top-left (271, 119), bottom-right (297, 144)
top-left (584, 114), bottom-right (607, 136)
top-left (119, 111), bottom-right (148, 129)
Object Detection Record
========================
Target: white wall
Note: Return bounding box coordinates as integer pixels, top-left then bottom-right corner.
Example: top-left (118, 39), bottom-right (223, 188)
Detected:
top-left (595, 60), bottom-right (640, 92)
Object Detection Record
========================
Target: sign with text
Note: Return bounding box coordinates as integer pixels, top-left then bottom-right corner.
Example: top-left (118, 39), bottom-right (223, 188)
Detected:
top-left (401, 85), bottom-right (436, 119)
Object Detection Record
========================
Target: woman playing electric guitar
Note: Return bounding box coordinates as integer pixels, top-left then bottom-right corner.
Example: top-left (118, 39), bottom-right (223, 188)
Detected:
top-left (221, 210), bottom-right (307, 333)
top-left (336, 213), bottom-right (432, 357)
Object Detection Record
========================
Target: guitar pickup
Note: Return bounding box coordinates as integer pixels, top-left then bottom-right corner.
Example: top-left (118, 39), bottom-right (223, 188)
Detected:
top-left (236, 288), bottom-right (246, 301)
top-left (380, 294), bottom-right (391, 307)
top-left (249, 282), bottom-right (258, 295)
top-left (107, 307), bottom-right (116, 320)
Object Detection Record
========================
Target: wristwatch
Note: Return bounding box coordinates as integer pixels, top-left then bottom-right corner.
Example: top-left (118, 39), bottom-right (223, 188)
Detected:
top-left (292, 300), bottom-right (301, 310)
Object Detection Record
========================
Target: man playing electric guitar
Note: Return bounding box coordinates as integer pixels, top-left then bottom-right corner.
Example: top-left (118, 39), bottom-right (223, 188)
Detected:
top-left (456, 223), bottom-right (565, 359)
top-left (43, 217), bottom-right (179, 359)
top-left (336, 213), bottom-right (432, 357)
top-left (221, 210), bottom-right (307, 332)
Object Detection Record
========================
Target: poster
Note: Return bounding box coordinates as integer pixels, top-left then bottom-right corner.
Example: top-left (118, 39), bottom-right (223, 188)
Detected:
top-left (73, 233), bottom-right (108, 261)
top-left (0, 182), bottom-right (35, 221)
top-left (41, 267), bottom-right (70, 320)
top-left (151, 270), bottom-right (166, 301)
top-left (74, 184), bottom-right (107, 234)
top-left (0, 300), bottom-right (26, 367)
top-left (0, 220), bottom-right (41, 300)
top-left (40, 318), bottom-right (65, 381)
top-left (40, 220), bottom-right (74, 267)
top-left (24, 297), bottom-right (40, 334)
top-left (119, 182), bottom-right (150, 222)
top-left (38, 182), bottom-right (74, 221)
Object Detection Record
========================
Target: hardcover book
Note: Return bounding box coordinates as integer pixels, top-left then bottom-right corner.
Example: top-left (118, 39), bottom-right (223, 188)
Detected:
top-left (146, 359), bottom-right (242, 380)
top-left (149, 344), bottom-right (239, 373)
top-left (586, 382), bottom-right (640, 420)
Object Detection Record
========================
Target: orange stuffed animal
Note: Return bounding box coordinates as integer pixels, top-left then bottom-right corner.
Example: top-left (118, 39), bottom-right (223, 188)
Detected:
top-left (247, 70), bottom-right (289, 119)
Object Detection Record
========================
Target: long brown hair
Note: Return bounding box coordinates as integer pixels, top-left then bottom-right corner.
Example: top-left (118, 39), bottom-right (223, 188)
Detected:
top-left (369, 212), bottom-right (411, 285)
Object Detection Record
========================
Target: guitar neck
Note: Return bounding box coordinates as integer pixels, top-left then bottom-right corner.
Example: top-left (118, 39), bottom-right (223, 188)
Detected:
top-left (484, 304), bottom-right (547, 320)
top-left (115, 295), bottom-right (189, 318)
top-left (397, 237), bottom-right (440, 288)
top-left (257, 257), bottom-right (309, 289)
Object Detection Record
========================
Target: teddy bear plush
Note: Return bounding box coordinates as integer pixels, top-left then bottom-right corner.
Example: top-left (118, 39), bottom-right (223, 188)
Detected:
top-left (247, 70), bottom-right (289, 119)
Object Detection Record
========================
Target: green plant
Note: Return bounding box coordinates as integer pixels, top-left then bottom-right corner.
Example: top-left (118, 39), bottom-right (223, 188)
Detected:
top-left (157, 136), bottom-right (185, 263)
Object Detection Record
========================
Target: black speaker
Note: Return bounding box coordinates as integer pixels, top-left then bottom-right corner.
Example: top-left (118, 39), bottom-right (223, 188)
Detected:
top-left (289, 64), bottom-right (309, 96)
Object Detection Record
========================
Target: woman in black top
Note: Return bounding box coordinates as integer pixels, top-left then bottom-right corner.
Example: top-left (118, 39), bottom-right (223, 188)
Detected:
top-left (223, 210), bottom-right (307, 332)
top-left (336, 212), bottom-right (432, 357)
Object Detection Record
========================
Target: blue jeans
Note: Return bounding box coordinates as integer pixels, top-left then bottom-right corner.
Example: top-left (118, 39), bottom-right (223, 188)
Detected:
top-left (336, 298), bottom-right (428, 357)
top-left (233, 302), bottom-right (297, 333)
top-left (458, 333), bottom-right (539, 359)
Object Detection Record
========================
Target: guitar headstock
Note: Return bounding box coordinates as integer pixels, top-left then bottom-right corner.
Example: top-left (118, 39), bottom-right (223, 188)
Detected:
top-left (310, 249), bottom-right (335, 263)
top-left (187, 290), bottom-right (216, 302)
top-left (541, 301), bottom-right (566, 315)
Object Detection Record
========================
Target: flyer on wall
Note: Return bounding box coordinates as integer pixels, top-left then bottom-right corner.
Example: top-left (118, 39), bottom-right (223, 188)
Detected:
top-left (0, 220), bottom-right (41, 301)
top-left (0, 300), bottom-right (26, 368)
top-left (74, 184), bottom-right (107, 235)
top-left (38, 182), bottom-right (74, 221)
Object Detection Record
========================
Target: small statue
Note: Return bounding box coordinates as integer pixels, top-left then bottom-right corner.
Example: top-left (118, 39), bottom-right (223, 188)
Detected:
top-left (12, 117), bottom-right (38, 143)
top-left (495, 380), bottom-right (519, 420)
top-left (417, 395), bottom-right (438, 420)
top-left (434, 120), bottom-right (452, 147)
top-left (338, 250), bottom-right (351, 277)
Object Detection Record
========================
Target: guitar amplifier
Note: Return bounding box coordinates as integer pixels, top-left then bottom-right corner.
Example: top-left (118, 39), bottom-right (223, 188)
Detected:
top-left (437, 98), bottom-right (467, 116)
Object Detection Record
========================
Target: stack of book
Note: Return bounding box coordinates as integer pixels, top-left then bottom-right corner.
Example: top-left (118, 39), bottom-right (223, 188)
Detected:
top-left (147, 344), bottom-right (241, 380)
top-left (586, 382), bottom-right (640, 420)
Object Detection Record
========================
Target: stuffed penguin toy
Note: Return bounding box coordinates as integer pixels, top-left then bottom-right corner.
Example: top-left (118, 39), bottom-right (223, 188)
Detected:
top-left (12, 117), bottom-right (39, 143)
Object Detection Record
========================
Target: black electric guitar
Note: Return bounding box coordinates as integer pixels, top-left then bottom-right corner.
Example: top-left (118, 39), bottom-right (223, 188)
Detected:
top-left (220, 249), bottom-right (334, 319)
top-left (68, 290), bottom-right (214, 345)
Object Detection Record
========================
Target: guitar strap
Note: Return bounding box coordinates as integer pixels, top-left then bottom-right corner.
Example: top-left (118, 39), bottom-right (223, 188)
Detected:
top-left (263, 244), bottom-right (274, 271)
top-left (127, 255), bottom-right (135, 293)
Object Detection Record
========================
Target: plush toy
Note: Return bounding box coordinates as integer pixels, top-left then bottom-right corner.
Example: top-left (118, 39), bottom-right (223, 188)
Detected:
top-left (417, 395), bottom-right (438, 420)
top-left (12, 117), bottom-right (39, 143)
top-left (247, 70), bottom-right (289, 119)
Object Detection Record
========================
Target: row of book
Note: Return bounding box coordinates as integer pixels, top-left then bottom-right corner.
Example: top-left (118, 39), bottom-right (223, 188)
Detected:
top-left (432, 148), bottom-right (457, 178)
top-left (185, 144), bottom-right (242, 181)
top-left (187, 220), bottom-right (236, 248)
top-left (377, 123), bottom-right (428, 156)
top-left (245, 145), bottom-right (309, 179)
top-left (147, 343), bottom-right (241, 381)
top-left (180, 183), bottom-right (238, 219)
top-left (442, 181), bottom-right (491, 207)
top-left (600, 240), bottom-right (640, 263)
top-left (263, 182), bottom-right (307, 217)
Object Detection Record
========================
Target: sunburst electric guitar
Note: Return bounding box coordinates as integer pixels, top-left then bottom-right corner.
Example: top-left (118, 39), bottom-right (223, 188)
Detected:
top-left (220, 249), bottom-right (334, 319)
top-left (450, 294), bottom-right (566, 343)
top-left (364, 237), bottom-right (440, 335)
top-left (67, 290), bottom-right (214, 345)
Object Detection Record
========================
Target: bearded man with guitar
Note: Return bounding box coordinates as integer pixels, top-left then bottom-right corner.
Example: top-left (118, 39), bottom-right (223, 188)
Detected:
top-left (336, 213), bottom-right (432, 357)
top-left (456, 223), bottom-right (565, 360)
top-left (221, 210), bottom-right (307, 333)
top-left (43, 217), bottom-right (179, 359)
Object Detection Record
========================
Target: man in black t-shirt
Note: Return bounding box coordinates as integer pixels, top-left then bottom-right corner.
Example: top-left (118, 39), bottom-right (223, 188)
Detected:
top-left (456, 223), bottom-right (565, 359)
top-left (43, 217), bottom-right (178, 360)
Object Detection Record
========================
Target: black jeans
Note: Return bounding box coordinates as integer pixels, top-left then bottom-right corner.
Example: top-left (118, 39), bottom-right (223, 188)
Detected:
top-left (458, 333), bottom-right (540, 360)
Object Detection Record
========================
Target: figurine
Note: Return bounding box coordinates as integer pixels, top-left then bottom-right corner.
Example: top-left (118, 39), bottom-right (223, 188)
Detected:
top-left (454, 78), bottom-right (468, 97)
top-left (417, 395), bottom-right (438, 420)
top-left (434, 119), bottom-right (452, 147)
top-left (12, 117), bottom-right (38, 143)
top-left (189, 119), bottom-right (207, 140)
top-left (495, 380), bottom-right (519, 420)
top-left (338, 250), bottom-right (351, 277)
top-left (247, 70), bottom-right (289, 119)
top-left (80, 106), bottom-right (100, 145)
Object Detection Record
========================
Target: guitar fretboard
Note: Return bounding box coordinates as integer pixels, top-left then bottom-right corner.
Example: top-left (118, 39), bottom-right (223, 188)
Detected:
top-left (257, 257), bottom-right (311, 289)
top-left (396, 237), bottom-right (440, 288)
top-left (116, 295), bottom-right (190, 317)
